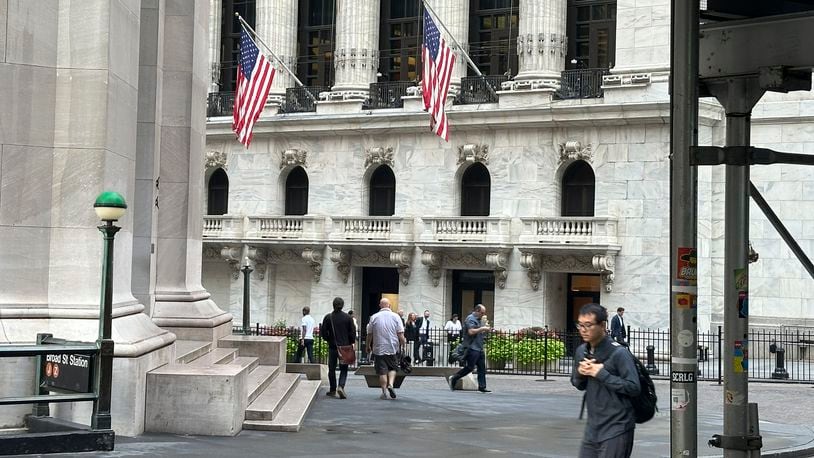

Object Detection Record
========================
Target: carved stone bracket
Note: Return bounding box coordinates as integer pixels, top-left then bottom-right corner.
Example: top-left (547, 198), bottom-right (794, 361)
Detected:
top-left (486, 251), bottom-right (509, 289)
top-left (390, 250), bottom-right (412, 286)
top-left (558, 141), bottom-right (593, 164)
top-left (364, 146), bottom-right (394, 169)
top-left (420, 251), bottom-right (443, 287)
top-left (205, 151), bottom-right (227, 170)
top-left (457, 144), bottom-right (489, 165)
top-left (280, 149), bottom-right (307, 169)
top-left (592, 254), bottom-right (616, 293)
top-left (221, 245), bottom-right (259, 280)
top-left (302, 248), bottom-right (323, 283)
top-left (519, 252), bottom-right (542, 291)
top-left (330, 248), bottom-right (351, 283)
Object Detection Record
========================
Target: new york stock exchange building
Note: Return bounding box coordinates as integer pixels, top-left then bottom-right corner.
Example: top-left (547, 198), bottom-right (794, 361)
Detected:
top-left (202, 0), bottom-right (814, 334)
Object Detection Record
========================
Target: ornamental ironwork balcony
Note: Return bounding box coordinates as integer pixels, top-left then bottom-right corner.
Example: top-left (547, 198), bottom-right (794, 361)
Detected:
top-left (517, 216), bottom-right (619, 247)
top-left (557, 68), bottom-right (610, 99)
top-left (207, 92), bottom-right (235, 117)
top-left (455, 75), bottom-right (507, 105)
top-left (368, 81), bottom-right (416, 109)
top-left (280, 86), bottom-right (327, 113)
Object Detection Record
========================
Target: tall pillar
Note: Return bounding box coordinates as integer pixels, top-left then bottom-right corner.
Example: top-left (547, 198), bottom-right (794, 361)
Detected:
top-left (514, 0), bottom-right (567, 88)
top-left (329, 0), bottom-right (379, 98)
top-left (208, 0), bottom-right (222, 93)
top-left (257, 0), bottom-right (298, 103)
top-left (432, 0), bottom-right (469, 90)
top-left (149, 0), bottom-right (233, 342)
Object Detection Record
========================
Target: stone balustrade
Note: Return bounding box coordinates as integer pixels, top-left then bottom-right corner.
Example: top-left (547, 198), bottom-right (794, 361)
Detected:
top-left (203, 216), bottom-right (244, 239)
top-left (247, 216), bottom-right (326, 240)
top-left (418, 217), bottom-right (512, 244)
top-left (329, 216), bottom-right (415, 242)
top-left (518, 217), bottom-right (619, 245)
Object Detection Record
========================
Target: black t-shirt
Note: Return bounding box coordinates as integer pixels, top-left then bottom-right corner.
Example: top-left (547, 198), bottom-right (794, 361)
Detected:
top-left (321, 311), bottom-right (355, 348)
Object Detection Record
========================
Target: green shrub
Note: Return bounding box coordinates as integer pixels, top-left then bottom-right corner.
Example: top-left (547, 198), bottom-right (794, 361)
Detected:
top-left (485, 331), bottom-right (514, 362)
top-left (515, 337), bottom-right (566, 365)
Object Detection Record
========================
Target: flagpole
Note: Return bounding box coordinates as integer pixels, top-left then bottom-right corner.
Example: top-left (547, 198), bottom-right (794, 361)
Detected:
top-left (235, 13), bottom-right (316, 103)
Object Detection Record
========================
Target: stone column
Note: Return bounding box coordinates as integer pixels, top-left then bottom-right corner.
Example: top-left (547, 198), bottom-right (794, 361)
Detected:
top-left (208, 0), bottom-right (222, 93)
top-left (256, 0), bottom-right (298, 104)
top-left (329, 0), bottom-right (379, 99)
top-left (513, 0), bottom-right (567, 88)
top-left (431, 0), bottom-right (469, 90)
top-left (149, 0), bottom-right (233, 342)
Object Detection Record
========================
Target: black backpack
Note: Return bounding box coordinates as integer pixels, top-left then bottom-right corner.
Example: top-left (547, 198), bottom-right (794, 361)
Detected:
top-left (628, 350), bottom-right (658, 423)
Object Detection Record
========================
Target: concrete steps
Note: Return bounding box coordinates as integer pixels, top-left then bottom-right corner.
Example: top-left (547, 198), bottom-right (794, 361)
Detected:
top-left (242, 380), bottom-right (321, 432)
top-left (246, 365), bottom-right (280, 404)
top-left (187, 347), bottom-right (238, 366)
top-left (244, 373), bottom-right (300, 421)
top-left (174, 340), bottom-right (212, 364)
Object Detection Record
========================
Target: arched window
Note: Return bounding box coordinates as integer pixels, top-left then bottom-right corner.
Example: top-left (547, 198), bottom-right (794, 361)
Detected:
top-left (369, 166), bottom-right (396, 216)
top-left (285, 167), bottom-right (309, 215)
top-left (461, 163), bottom-right (491, 216)
top-left (207, 168), bottom-right (229, 215)
top-left (561, 161), bottom-right (595, 216)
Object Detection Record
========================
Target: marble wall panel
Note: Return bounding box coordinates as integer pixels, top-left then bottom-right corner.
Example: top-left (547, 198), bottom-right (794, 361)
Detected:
top-left (608, 199), bottom-right (643, 218)
top-left (107, 74), bottom-right (139, 160)
top-left (46, 227), bottom-right (105, 307)
top-left (160, 71), bottom-right (193, 127)
top-left (0, 0), bottom-right (6, 63)
top-left (109, 0), bottom-right (140, 88)
top-left (0, 145), bottom-right (53, 227)
top-left (53, 68), bottom-right (113, 148)
top-left (627, 179), bottom-right (667, 200)
top-left (6, 0), bottom-right (58, 66)
top-left (55, 0), bottom-right (108, 69)
top-left (272, 263), bottom-right (315, 326)
top-left (163, 12), bottom-right (194, 72)
top-left (0, 63), bottom-right (56, 147)
top-left (155, 183), bottom-right (190, 238)
top-left (0, 226), bottom-right (50, 306)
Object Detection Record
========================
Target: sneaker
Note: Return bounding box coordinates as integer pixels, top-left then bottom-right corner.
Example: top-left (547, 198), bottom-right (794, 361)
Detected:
top-left (387, 385), bottom-right (397, 399)
top-left (326, 391), bottom-right (337, 397)
top-left (478, 388), bottom-right (492, 393)
top-left (337, 387), bottom-right (347, 399)
top-left (448, 377), bottom-right (458, 391)
top-left (379, 394), bottom-right (389, 400)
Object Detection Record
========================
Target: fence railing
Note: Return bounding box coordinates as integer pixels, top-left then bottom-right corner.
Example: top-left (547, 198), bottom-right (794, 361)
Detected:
top-left (368, 81), bottom-right (415, 109)
top-left (558, 68), bottom-right (610, 99)
top-left (207, 92), bottom-right (235, 117)
top-left (455, 75), bottom-right (507, 105)
top-left (280, 86), bottom-right (327, 113)
top-left (234, 324), bottom-right (814, 383)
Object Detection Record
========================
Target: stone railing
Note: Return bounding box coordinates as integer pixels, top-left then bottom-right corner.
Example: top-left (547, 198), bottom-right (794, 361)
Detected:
top-left (202, 216), bottom-right (244, 238)
top-left (329, 216), bottom-right (415, 242)
top-left (518, 217), bottom-right (618, 245)
top-left (419, 217), bottom-right (512, 244)
top-left (246, 216), bottom-right (326, 240)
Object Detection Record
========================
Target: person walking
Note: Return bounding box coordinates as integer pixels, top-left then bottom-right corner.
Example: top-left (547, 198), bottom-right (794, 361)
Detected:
top-left (365, 298), bottom-right (405, 400)
top-left (415, 309), bottom-right (432, 364)
top-left (449, 304), bottom-right (491, 393)
top-left (321, 297), bottom-right (355, 399)
top-left (295, 306), bottom-right (316, 363)
top-left (571, 303), bottom-right (640, 458)
top-left (610, 307), bottom-right (627, 346)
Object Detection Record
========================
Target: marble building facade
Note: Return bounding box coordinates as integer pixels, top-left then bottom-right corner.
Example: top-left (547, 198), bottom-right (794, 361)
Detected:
top-left (202, 0), bottom-right (814, 333)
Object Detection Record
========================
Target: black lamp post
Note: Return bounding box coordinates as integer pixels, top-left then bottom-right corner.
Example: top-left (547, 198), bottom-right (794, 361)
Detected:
top-left (241, 257), bottom-right (253, 335)
top-left (91, 191), bottom-right (126, 430)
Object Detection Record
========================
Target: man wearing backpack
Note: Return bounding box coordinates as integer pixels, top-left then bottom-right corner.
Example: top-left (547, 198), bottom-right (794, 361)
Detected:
top-left (571, 303), bottom-right (641, 458)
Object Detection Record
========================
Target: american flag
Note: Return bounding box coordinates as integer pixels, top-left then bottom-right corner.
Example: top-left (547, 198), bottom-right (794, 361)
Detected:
top-left (233, 29), bottom-right (275, 147)
top-left (421, 10), bottom-right (455, 141)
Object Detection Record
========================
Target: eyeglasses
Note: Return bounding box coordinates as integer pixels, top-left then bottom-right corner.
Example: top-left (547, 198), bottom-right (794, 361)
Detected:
top-left (575, 321), bottom-right (599, 331)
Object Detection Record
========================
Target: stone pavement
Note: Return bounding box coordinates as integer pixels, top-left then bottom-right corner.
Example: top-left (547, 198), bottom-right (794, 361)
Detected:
top-left (29, 374), bottom-right (814, 458)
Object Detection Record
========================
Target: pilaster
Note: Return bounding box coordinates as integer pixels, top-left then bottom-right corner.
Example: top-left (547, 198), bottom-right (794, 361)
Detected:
top-left (509, 0), bottom-right (567, 90)
top-left (257, 0), bottom-right (298, 104)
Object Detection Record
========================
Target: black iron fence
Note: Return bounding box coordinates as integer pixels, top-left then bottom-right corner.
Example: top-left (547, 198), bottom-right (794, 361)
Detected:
top-left (558, 68), bottom-right (610, 99)
top-left (280, 86), bottom-right (326, 113)
top-left (455, 75), bottom-right (507, 105)
top-left (368, 81), bottom-right (415, 109)
top-left (207, 92), bottom-right (235, 117)
top-left (233, 324), bottom-right (814, 383)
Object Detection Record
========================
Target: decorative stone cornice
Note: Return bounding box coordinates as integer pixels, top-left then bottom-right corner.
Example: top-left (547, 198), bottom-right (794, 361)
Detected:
top-left (558, 141), bottom-right (593, 164)
top-left (485, 251), bottom-right (509, 289)
top-left (500, 79), bottom-right (560, 91)
top-left (301, 248), bottom-right (323, 282)
top-left (457, 144), bottom-right (489, 165)
top-left (420, 251), bottom-right (443, 287)
top-left (541, 255), bottom-right (594, 273)
top-left (603, 72), bottom-right (652, 88)
top-left (389, 250), bottom-right (412, 286)
top-left (592, 254), bottom-right (616, 293)
top-left (519, 252), bottom-right (542, 291)
top-left (330, 248), bottom-right (351, 283)
top-left (443, 252), bottom-right (486, 269)
top-left (280, 149), bottom-right (307, 169)
top-left (205, 150), bottom-right (227, 170)
top-left (364, 146), bottom-right (394, 169)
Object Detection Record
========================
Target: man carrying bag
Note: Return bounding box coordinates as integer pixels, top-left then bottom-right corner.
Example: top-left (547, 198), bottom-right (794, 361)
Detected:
top-left (322, 297), bottom-right (356, 399)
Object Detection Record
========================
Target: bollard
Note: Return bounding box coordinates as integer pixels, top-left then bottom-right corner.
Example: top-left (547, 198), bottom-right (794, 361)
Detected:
top-left (645, 344), bottom-right (659, 375)
top-left (771, 346), bottom-right (789, 379)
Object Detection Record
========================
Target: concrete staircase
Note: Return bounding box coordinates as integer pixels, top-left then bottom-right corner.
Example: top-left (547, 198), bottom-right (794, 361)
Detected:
top-left (145, 336), bottom-right (320, 435)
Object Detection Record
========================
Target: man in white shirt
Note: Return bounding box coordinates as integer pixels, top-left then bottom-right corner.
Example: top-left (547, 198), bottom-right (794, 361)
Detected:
top-left (296, 306), bottom-right (316, 363)
top-left (366, 298), bottom-right (406, 399)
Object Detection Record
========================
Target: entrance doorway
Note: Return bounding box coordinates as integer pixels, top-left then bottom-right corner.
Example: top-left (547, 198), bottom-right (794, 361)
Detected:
top-left (451, 270), bottom-right (495, 324)
top-left (361, 267), bottom-right (399, 330)
top-left (566, 273), bottom-right (601, 354)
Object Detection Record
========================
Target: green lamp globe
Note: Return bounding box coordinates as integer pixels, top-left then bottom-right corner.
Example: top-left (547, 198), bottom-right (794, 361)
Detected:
top-left (94, 191), bottom-right (128, 221)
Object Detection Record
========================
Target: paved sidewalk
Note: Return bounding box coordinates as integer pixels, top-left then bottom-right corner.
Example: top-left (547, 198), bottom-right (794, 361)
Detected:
top-left (31, 374), bottom-right (814, 458)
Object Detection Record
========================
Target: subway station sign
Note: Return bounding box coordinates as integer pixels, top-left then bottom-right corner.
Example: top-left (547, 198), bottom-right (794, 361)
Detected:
top-left (41, 353), bottom-right (93, 393)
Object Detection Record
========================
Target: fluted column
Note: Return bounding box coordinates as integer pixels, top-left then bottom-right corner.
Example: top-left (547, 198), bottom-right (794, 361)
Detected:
top-left (431, 0), bottom-right (468, 90)
top-left (208, 0), bottom-right (221, 92)
top-left (514, 0), bottom-right (567, 88)
top-left (257, 0), bottom-right (298, 103)
top-left (330, 0), bottom-right (379, 98)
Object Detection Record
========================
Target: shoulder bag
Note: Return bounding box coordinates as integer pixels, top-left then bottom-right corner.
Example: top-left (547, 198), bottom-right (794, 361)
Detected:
top-left (330, 313), bottom-right (356, 365)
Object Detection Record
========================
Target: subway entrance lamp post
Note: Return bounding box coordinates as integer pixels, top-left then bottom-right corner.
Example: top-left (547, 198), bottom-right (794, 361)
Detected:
top-left (92, 191), bottom-right (127, 430)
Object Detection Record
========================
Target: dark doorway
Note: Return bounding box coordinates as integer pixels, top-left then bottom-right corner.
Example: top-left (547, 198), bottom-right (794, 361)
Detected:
top-left (451, 270), bottom-right (495, 324)
top-left (285, 167), bottom-right (309, 215)
top-left (361, 267), bottom-right (400, 331)
top-left (461, 163), bottom-right (491, 216)
top-left (207, 168), bottom-right (229, 215)
top-left (369, 165), bottom-right (396, 216)
top-left (561, 160), bottom-right (595, 216)
top-left (565, 273), bottom-right (601, 354)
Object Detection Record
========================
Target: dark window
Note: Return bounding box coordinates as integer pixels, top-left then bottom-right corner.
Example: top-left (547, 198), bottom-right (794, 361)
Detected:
top-left (566, 0), bottom-right (616, 69)
top-left (285, 167), bottom-right (309, 215)
top-left (219, 0), bottom-right (256, 92)
top-left (369, 166), bottom-right (396, 216)
top-left (461, 163), bottom-right (491, 216)
top-left (297, 0), bottom-right (335, 87)
top-left (561, 161), bottom-right (595, 216)
top-left (379, 1), bottom-right (422, 82)
top-left (208, 168), bottom-right (230, 215)
top-left (469, 0), bottom-right (519, 77)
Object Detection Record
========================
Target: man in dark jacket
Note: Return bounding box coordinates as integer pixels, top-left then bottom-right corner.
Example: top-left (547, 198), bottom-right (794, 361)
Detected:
top-left (321, 297), bottom-right (356, 399)
top-left (610, 307), bottom-right (627, 346)
top-left (571, 303), bottom-right (640, 458)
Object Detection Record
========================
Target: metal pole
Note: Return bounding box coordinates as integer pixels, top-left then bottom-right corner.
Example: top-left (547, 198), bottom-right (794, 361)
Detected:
top-left (91, 221), bottom-right (119, 430)
top-left (669, 0), bottom-right (699, 456)
top-left (241, 257), bottom-right (253, 335)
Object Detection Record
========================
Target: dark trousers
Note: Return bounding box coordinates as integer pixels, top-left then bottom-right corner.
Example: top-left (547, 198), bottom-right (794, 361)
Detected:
top-left (327, 347), bottom-right (348, 391)
top-left (579, 429), bottom-right (634, 458)
top-left (453, 349), bottom-right (487, 389)
top-left (412, 338), bottom-right (421, 363)
top-left (295, 339), bottom-right (314, 363)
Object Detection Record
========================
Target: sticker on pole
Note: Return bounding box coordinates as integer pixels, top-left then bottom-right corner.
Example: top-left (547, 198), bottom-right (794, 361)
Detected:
top-left (676, 247), bottom-right (697, 286)
top-left (734, 268), bottom-right (748, 319)
top-left (675, 293), bottom-right (696, 310)
top-left (671, 388), bottom-right (689, 411)
top-left (671, 371), bottom-right (696, 383)
top-left (733, 340), bottom-right (748, 373)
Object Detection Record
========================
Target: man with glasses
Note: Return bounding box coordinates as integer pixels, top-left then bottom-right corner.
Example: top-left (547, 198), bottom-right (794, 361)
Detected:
top-left (571, 303), bottom-right (640, 458)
